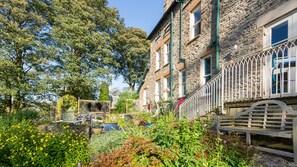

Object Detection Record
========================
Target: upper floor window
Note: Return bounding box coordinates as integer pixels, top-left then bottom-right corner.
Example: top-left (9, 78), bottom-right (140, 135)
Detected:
top-left (155, 50), bottom-right (161, 71)
top-left (164, 40), bottom-right (170, 65)
top-left (191, 5), bottom-right (201, 39)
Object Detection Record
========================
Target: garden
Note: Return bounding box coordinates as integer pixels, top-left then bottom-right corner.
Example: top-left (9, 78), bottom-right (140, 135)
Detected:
top-left (0, 106), bottom-right (255, 167)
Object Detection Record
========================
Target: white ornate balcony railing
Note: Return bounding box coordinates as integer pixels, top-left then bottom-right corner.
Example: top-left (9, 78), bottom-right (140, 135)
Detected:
top-left (179, 37), bottom-right (297, 120)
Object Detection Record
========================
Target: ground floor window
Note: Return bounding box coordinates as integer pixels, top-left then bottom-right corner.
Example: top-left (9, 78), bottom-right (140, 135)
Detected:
top-left (179, 70), bottom-right (186, 97)
top-left (155, 80), bottom-right (161, 102)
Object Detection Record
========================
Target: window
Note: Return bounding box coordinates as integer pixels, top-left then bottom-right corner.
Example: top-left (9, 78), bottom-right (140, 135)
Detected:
top-left (143, 89), bottom-right (147, 105)
top-left (179, 70), bottom-right (186, 97)
top-left (155, 50), bottom-right (161, 70)
top-left (155, 80), bottom-right (161, 102)
top-left (191, 5), bottom-right (201, 39)
top-left (263, 12), bottom-right (297, 96)
top-left (200, 56), bottom-right (212, 85)
top-left (163, 76), bottom-right (170, 100)
top-left (164, 40), bottom-right (170, 65)
top-left (164, 23), bottom-right (171, 36)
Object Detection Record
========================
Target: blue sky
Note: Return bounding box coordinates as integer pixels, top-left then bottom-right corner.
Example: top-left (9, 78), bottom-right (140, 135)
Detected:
top-left (108, 0), bottom-right (164, 90)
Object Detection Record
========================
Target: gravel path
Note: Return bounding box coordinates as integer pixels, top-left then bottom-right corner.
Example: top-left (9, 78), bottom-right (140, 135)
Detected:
top-left (253, 152), bottom-right (296, 167)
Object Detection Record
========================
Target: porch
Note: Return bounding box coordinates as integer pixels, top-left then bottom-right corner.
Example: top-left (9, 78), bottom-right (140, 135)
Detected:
top-left (179, 37), bottom-right (297, 120)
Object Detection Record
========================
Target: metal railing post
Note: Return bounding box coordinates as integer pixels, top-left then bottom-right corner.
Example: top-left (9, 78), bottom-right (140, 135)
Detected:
top-left (221, 64), bottom-right (225, 114)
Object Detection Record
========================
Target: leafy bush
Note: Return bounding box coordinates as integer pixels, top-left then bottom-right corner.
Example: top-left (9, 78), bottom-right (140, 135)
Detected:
top-left (14, 108), bottom-right (40, 122)
top-left (114, 91), bottom-right (138, 114)
top-left (90, 130), bottom-right (128, 154)
top-left (56, 95), bottom-right (78, 120)
top-left (91, 136), bottom-right (176, 167)
top-left (0, 121), bottom-right (90, 166)
top-left (92, 114), bottom-right (253, 166)
top-left (98, 81), bottom-right (109, 101)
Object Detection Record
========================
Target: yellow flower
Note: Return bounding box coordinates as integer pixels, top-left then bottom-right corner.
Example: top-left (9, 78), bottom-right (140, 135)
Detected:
top-left (40, 147), bottom-right (43, 151)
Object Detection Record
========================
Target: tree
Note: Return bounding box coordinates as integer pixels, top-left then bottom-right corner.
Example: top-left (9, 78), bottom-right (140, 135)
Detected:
top-left (113, 27), bottom-right (150, 91)
top-left (49, 0), bottom-right (123, 99)
top-left (0, 0), bottom-right (51, 111)
top-left (98, 82), bottom-right (109, 101)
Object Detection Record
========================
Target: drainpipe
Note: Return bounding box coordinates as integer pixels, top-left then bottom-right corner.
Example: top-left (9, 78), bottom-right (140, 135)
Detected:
top-left (177, 0), bottom-right (187, 96)
top-left (169, 11), bottom-right (174, 109)
top-left (215, 0), bottom-right (221, 74)
top-left (176, 0), bottom-right (185, 63)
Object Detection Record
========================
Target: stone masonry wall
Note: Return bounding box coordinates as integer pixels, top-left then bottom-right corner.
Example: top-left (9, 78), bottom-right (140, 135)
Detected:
top-left (139, 0), bottom-right (296, 111)
top-left (220, 0), bottom-right (289, 63)
top-left (140, 0), bottom-right (216, 108)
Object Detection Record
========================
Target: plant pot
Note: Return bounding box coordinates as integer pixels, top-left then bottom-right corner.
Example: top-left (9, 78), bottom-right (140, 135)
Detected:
top-left (92, 126), bottom-right (104, 135)
top-left (104, 122), bottom-right (118, 131)
top-left (145, 123), bottom-right (152, 127)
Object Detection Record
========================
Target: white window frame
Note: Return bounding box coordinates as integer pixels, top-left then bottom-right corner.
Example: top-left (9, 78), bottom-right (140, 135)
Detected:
top-left (179, 70), bottom-right (186, 98)
top-left (143, 89), bottom-right (147, 105)
top-left (155, 50), bottom-right (161, 71)
top-left (263, 12), bottom-right (297, 97)
top-left (200, 55), bottom-right (212, 85)
top-left (163, 76), bottom-right (170, 100)
top-left (164, 40), bottom-right (170, 65)
top-left (190, 5), bottom-right (201, 39)
top-left (155, 80), bottom-right (161, 102)
top-left (263, 17), bottom-right (293, 48)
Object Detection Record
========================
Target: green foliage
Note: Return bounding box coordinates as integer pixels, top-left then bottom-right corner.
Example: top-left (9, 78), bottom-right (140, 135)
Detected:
top-left (0, 0), bottom-right (51, 110)
top-left (49, 0), bottom-right (123, 99)
top-left (90, 130), bottom-right (128, 155)
top-left (14, 109), bottom-right (40, 122)
top-left (98, 82), bottom-right (109, 101)
top-left (113, 27), bottom-right (150, 91)
top-left (114, 91), bottom-right (138, 114)
top-left (92, 114), bottom-right (253, 166)
top-left (0, 121), bottom-right (90, 166)
top-left (92, 136), bottom-right (176, 167)
top-left (56, 95), bottom-right (78, 120)
top-left (0, 0), bottom-right (125, 109)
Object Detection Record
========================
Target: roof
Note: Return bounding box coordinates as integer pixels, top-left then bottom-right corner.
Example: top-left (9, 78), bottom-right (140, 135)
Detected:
top-left (147, 1), bottom-right (178, 39)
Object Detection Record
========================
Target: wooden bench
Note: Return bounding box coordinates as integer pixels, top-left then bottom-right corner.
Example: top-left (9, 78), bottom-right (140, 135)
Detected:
top-left (217, 100), bottom-right (297, 163)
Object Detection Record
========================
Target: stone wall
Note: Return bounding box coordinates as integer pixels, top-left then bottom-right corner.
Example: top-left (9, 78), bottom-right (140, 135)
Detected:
top-left (220, 0), bottom-right (289, 63)
top-left (164, 0), bottom-right (174, 12)
top-left (139, 0), bottom-right (296, 111)
top-left (140, 0), bottom-right (216, 108)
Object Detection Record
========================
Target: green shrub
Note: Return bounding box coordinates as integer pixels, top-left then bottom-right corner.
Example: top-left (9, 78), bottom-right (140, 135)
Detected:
top-left (92, 136), bottom-right (176, 167)
top-left (90, 130), bottom-right (128, 154)
top-left (91, 113), bottom-right (252, 166)
top-left (114, 91), bottom-right (138, 114)
top-left (0, 121), bottom-right (90, 166)
top-left (56, 95), bottom-right (78, 120)
top-left (14, 108), bottom-right (40, 122)
top-left (98, 82), bottom-right (109, 101)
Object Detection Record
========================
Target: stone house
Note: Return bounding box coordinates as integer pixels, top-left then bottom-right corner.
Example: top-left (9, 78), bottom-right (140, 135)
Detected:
top-left (139, 0), bottom-right (297, 116)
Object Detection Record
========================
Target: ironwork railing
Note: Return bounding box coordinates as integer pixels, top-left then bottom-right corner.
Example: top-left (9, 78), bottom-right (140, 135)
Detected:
top-left (179, 37), bottom-right (297, 120)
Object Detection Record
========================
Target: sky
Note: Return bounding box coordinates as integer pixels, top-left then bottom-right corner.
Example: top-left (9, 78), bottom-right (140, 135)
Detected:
top-left (108, 0), bottom-right (164, 91)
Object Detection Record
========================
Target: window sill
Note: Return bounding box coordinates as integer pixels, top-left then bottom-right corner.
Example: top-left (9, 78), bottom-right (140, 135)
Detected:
top-left (155, 69), bottom-right (161, 73)
top-left (163, 62), bottom-right (170, 68)
top-left (178, 95), bottom-right (186, 99)
top-left (187, 34), bottom-right (201, 46)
